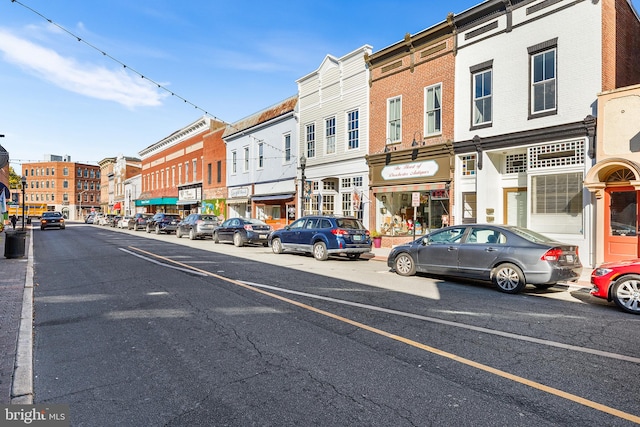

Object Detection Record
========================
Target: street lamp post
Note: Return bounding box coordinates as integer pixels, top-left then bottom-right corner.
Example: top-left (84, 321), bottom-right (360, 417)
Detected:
top-left (20, 176), bottom-right (26, 231)
top-left (299, 155), bottom-right (306, 217)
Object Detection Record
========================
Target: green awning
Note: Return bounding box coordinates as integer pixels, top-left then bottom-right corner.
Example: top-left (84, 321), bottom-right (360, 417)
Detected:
top-left (135, 197), bottom-right (178, 206)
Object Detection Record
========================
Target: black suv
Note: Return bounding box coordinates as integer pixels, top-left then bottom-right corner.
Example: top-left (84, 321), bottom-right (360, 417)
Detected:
top-left (128, 213), bottom-right (153, 231)
top-left (268, 215), bottom-right (371, 261)
top-left (146, 213), bottom-right (181, 235)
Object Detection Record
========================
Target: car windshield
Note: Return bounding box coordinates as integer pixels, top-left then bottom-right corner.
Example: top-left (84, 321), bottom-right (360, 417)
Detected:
top-left (508, 226), bottom-right (558, 244)
top-left (247, 219), bottom-right (268, 226)
top-left (335, 218), bottom-right (364, 230)
top-left (42, 212), bottom-right (61, 218)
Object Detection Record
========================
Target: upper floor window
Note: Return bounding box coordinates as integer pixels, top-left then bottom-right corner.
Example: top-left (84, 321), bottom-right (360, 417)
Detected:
top-left (258, 143), bottom-right (264, 169)
top-left (231, 151), bottom-right (237, 174)
top-left (461, 154), bottom-right (476, 176)
top-left (185, 161), bottom-right (189, 183)
top-left (347, 110), bottom-right (359, 150)
top-left (243, 146), bottom-right (249, 172)
top-left (473, 68), bottom-right (492, 126)
top-left (425, 84), bottom-right (442, 135)
top-left (77, 169), bottom-right (82, 177)
top-left (192, 159), bottom-right (197, 182)
top-left (284, 133), bottom-right (291, 162)
top-left (63, 167), bottom-right (69, 176)
top-left (325, 117), bottom-right (336, 154)
top-left (306, 123), bottom-right (316, 158)
top-left (529, 39), bottom-right (557, 116)
top-left (387, 97), bottom-right (402, 143)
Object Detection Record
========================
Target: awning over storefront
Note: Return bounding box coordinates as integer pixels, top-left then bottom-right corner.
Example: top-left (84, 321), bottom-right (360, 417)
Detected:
top-left (135, 197), bottom-right (178, 206)
top-left (113, 202), bottom-right (121, 210)
top-left (176, 199), bottom-right (199, 205)
top-left (375, 183), bottom-right (447, 193)
top-left (251, 193), bottom-right (295, 202)
top-left (227, 198), bottom-right (249, 205)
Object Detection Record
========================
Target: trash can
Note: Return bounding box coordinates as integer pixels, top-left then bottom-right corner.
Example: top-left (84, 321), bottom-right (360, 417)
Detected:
top-left (4, 230), bottom-right (26, 259)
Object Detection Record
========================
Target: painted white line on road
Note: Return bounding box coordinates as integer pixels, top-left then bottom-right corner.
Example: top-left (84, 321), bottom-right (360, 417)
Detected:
top-left (119, 248), bottom-right (209, 276)
top-left (241, 280), bottom-right (640, 365)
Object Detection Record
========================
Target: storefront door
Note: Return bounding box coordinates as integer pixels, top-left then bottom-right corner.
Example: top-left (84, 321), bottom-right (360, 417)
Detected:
top-left (504, 188), bottom-right (527, 227)
top-left (604, 187), bottom-right (639, 262)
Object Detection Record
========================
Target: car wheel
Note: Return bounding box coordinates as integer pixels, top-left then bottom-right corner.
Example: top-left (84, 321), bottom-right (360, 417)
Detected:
top-left (313, 242), bottom-right (328, 261)
top-left (346, 253), bottom-right (361, 260)
top-left (146, 225), bottom-right (151, 233)
top-left (611, 275), bottom-right (640, 314)
top-left (394, 253), bottom-right (415, 276)
top-left (40, 227), bottom-right (44, 231)
top-left (272, 238), bottom-right (283, 254)
top-left (233, 233), bottom-right (244, 247)
top-left (155, 225), bottom-right (161, 235)
top-left (189, 229), bottom-right (196, 240)
top-left (213, 231), bottom-right (219, 244)
top-left (176, 228), bottom-right (182, 238)
top-left (492, 263), bottom-right (526, 294)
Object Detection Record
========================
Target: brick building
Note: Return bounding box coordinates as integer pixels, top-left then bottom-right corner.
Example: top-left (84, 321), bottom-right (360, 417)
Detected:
top-left (22, 155), bottom-right (100, 220)
top-left (366, 18), bottom-right (456, 246)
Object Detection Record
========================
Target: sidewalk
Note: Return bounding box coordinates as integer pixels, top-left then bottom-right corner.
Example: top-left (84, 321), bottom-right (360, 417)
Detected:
top-left (0, 226), bottom-right (34, 404)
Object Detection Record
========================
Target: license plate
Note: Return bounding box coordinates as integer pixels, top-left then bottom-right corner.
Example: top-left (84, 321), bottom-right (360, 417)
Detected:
top-left (565, 255), bottom-right (574, 263)
top-left (353, 235), bottom-right (362, 241)
top-left (259, 234), bottom-right (267, 239)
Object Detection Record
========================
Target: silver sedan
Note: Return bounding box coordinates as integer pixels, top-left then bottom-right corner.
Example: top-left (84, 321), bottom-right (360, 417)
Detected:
top-left (387, 224), bottom-right (583, 294)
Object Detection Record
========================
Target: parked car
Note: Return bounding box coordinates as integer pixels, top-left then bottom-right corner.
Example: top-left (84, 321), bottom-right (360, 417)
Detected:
top-left (176, 213), bottom-right (220, 240)
top-left (269, 215), bottom-right (371, 261)
top-left (110, 215), bottom-right (122, 227)
top-left (386, 224), bottom-right (582, 294)
top-left (128, 213), bottom-right (153, 231)
top-left (93, 213), bottom-right (105, 225)
top-left (98, 214), bottom-right (116, 226)
top-left (146, 213), bottom-right (181, 234)
top-left (40, 211), bottom-right (65, 230)
top-left (84, 213), bottom-right (96, 224)
top-left (591, 260), bottom-right (640, 314)
top-left (117, 215), bottom-right (132, 229)
top-left (213, 217), bottom-right (272, 247)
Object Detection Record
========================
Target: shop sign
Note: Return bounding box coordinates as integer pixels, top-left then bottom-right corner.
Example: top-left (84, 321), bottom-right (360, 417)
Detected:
top-left (229, 187), bottom-right (250, 198)
top-left (381, 160), bottom-right (439, 180)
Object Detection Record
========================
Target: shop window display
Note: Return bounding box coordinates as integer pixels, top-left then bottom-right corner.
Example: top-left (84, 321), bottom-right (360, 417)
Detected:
top-left (376, 190), bottom-right (449, 236)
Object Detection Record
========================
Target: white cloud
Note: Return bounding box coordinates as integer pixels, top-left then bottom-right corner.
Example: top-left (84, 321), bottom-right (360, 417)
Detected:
top-left (0, 29), bottom-right (167, 108)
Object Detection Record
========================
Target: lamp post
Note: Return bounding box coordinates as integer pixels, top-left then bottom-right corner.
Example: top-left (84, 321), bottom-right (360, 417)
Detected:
top-left (78, 190), bottom-right (88, 220)
top-left (20, 175), bottom-right (26, 230)
top-left (299, 155), bottom-right (307, 217)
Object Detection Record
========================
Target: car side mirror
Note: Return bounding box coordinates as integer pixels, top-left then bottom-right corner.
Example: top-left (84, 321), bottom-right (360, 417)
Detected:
top-left (284, 225), bottom-right (291, 230)
top-left (422, 237), bottom-right (430, 246)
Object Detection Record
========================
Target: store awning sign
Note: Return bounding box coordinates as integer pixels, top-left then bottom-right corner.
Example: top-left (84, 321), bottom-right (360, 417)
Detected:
top-left (381, 160), bottom-right (439, 180)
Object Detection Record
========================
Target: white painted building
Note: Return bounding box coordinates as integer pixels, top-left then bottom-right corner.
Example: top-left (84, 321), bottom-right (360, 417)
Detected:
top-left (223, 95), bottom-right (299, 228)
top-left (452, 0), bottom-right (609, 267)
top-left (296, 45), bottom-right (372, 227)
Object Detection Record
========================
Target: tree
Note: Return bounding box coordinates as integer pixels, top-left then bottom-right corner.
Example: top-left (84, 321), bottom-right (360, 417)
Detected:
top-left (8, 166), bottom-right (20, 189)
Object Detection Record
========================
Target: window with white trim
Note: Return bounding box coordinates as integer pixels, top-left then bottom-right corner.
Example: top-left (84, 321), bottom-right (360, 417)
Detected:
top-left (425, 84), bottom-right (442, 135)
top-left (243, 146), bottom-right (249, 172)
top-left (347, 109), bottom-right (359, 149)
top-left (387, 97), bottom-right (401, 143)
top-left (505, 153), bottom-right (527, 174)
top-left (258, 143), bottom-right (264, 169)
top-left (325, 117), bottom-right (336, 154)
top-left (461, 154), bottom-right (476, 176)
top-left (341, 192), bottom-right (352, 216)
top-left (284, 133), bottom-right (291, 162)
top-left (530, 172), bottom-right (583, 234)
top-left (306, 123), bottom-right (316, 158)
top-left (531, 47), bottom-right (556, 114)
top-left (231, 151), bottom-right (237, 174)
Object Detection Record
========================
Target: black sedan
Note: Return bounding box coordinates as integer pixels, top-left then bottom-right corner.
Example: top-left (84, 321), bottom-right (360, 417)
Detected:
top-left (40, 211), bottom-right (65, 230)
top-left (213, 218), bottom-right (272, 247)
top-left (387, 224), bottom-right (583, 294)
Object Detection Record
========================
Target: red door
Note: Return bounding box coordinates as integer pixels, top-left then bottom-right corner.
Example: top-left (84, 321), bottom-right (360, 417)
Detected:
top-left (604, 187), bottom-right (640, 262)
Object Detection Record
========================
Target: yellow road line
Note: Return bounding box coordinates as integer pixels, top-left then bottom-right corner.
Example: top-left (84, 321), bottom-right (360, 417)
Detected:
top-left (129, 246), bottom-right (640, 424)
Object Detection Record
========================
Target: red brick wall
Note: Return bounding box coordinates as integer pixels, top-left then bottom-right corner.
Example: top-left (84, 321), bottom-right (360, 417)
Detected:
top-left (202, 124), bottom-right (227, 200)
top-left (602, 0), bottom-right (640, 91)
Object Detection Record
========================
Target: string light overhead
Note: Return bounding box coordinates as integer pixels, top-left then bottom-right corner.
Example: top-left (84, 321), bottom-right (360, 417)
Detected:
top-left (9, 0), bottom-right (289, 157)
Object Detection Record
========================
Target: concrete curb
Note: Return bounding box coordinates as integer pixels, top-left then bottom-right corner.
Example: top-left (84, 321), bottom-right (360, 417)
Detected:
top-left (11, 228), bottom-right (33, 404)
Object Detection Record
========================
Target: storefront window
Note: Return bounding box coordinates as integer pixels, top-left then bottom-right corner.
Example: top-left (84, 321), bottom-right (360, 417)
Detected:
top-left (375, 190), bottom-right (449, 236)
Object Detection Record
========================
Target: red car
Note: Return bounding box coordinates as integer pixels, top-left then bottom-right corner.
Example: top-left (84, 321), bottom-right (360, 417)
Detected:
top-left (591, 259), bottom-right (640, 314)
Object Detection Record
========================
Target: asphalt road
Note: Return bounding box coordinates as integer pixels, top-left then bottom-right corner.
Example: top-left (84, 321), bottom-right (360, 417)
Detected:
top-left (31, 223), bottom-right (640, 426)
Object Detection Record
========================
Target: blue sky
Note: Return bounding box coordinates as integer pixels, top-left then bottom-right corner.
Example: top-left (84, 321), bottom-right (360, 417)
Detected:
top-left (0, 0), bottom-right (637, 169)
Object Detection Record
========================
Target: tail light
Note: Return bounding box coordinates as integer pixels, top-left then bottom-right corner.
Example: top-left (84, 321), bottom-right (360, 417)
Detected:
top-left (331, 228), bottom-right (349, 236)
top-left (541, 248), bottom-right (563, 261)
top-left (365, 230), bottom-right (370, 237)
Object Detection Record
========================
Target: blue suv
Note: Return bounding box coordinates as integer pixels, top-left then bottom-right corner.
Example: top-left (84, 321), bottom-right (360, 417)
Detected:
top-left (269, 215), bottom-right (371, 261)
